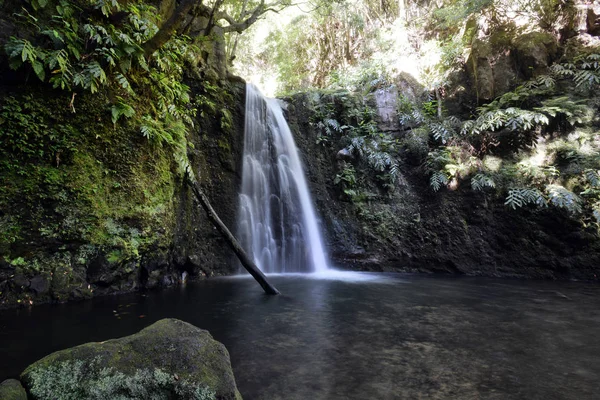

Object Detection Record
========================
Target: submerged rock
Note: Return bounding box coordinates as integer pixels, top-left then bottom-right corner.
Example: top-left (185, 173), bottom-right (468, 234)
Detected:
top-left (20, 319), bottom-right (242, 400)
top-left (0, 379), bottom-right (27, 400)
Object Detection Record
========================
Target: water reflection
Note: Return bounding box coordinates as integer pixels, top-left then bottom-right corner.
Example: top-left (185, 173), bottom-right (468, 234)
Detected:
top-left (1, 274), bottom-right (599, 399)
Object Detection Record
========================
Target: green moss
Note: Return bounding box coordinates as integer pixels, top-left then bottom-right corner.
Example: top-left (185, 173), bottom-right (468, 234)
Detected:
top-left (21, 319), bottom-right (242, 400)
top-left (25, 358), bottom-right (216, 400)
top-left (0, 379), bottom-right (27, 400)
top-left (0, 83), bottom-right (181, 306)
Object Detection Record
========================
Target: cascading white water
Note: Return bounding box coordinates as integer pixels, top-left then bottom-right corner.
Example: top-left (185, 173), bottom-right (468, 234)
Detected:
top-left (237, 84), bottom-right (328, 274)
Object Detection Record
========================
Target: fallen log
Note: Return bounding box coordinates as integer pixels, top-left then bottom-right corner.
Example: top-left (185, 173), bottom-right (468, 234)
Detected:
top-left (185, 173), bottom-right (280, 295)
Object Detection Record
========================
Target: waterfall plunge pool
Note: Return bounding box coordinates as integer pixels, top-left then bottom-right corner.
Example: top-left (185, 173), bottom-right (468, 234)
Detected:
top-left (1, 272), bottom-right (599, 399)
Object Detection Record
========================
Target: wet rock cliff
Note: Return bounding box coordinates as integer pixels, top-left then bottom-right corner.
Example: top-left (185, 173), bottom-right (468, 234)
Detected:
top-left (284, 93), bottom-right (600, 281)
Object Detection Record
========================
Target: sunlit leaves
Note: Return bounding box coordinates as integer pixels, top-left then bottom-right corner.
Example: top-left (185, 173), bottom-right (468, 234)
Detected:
top-left (574, 70), bottom-right (600, 88)
top-left (5, 0), bottom-right (196, 148)
top-left (430, 170), bottom-right (449, 191)
top-left (471, 173), bottom-right (495, 191)
top-left (546, 185), bottom-right (582, 214)
top-left (584, 169), bottom-right (600, 188)
top-left (461, 107), bottom-right (549, 136)
top-left (593, 202), bottom-right (600, 223)
top-left (504, 188), bottom-right (547, 209)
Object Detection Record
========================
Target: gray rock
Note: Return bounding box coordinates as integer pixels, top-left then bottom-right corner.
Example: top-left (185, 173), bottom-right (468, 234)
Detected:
top-left (374, 86), bottom-right (400, 132)
top-left (0, 379), bottom-right (27, 400)
top-left (395, 72), bottom-right (426, 104)
top-left (588, 7), bottom-right (600, 35)
top-left (11, 274), bottom-right (29, 289)
top-left (336, 148), bottom-right (354, 161)
top-left (514, 32), bottom-right (558, 78)
top-left (466, 34), bottom-right (518, 100)
top-left (29, 275), bottom-right (49, 294)
top-left (21, 318), bottom-right (242, 400)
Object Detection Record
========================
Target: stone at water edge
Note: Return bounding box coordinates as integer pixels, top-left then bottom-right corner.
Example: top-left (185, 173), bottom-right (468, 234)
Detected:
top-left (0, 379), bottom-right (27, 400)
top-left (20, 318), bottom-right (242, 400)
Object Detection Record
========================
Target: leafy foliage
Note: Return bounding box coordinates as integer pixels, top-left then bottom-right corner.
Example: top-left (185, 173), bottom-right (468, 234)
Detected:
top-left (585, 169), bottom-right (600, 188)
top-left (471, 173), bottom-right (496, 191)
top-left (28, 358), bottom-right (216, 400)
top-left (405, 48), bottom-right (600, 227)
top-left (547, 184), bottom-right (582, 214)
top-left (4, 0), bottom-right (197, 148)
top-left (593, 202), bottom-right (600, 223)
top-left (504, 188), bottom-right (547, 209)
top-left (334, 163), bottom-right (360, 199)
top-left (426, 147), bottom-right (479, 191)
top-left (430, 171), bottom-right (449, 192)
top-left (315, 118), bottom-right (345, 145)
top-left (345, 117), bottom-right (400, 186)
top-left (0, 95), bottom-right (78, 167)
top-left (246, 0), bottom-right (404, 93)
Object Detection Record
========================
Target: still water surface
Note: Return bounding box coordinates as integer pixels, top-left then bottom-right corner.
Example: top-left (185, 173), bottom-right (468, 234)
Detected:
top-left (1, 272), bottom-right (599, 399)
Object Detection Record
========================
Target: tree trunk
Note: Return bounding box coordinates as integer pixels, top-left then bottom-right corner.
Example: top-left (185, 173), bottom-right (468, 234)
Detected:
top-left (143, 0), bottom-right (199, 57)
top-left (227, 0), bottom-right (249, 63)
top-left (186, 176), bottom-right (280, 295)
top-left (435, 87), bottom-right (443, 119)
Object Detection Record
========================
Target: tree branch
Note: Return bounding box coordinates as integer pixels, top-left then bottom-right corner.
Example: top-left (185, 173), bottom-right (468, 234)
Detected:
top-left (143, 0), bottom-right (201, 57)
top-left (221, 0), bottom-right (290, 33)
top-left (142, 0), bottom-right (293, 56)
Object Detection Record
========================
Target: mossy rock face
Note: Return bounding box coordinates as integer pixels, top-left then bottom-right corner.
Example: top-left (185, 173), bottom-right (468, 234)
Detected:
top-left (466, 32), bottom-right (519, 100)
top-left (20, 319), bottom-right (242, 400)
top-left (513, 31), bottom-right (558, 78)
top-left (0, 76), bottom-right (246, 308)
top-left (0, 379), bottom-right (27, 400)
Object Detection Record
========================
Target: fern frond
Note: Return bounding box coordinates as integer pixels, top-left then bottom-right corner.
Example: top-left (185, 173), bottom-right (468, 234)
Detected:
top-left (546, 185), bottom-right (582, 213)
top-left (584, 169), bottom-right (600, 188)
top-left (593, 202), bottom-right (600, 223)
top-left (574, 70), bottom-right (600, 88)
top-left (430, 171), bottom-right (449, 192)
top-left (471, 173), bottom-right (495, 191)
top-left (505, 188), bottom-right (547, 209)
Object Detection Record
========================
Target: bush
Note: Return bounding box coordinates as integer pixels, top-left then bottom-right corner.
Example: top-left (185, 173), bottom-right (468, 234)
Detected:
top-left (27, 358), bottom-right (216, 400)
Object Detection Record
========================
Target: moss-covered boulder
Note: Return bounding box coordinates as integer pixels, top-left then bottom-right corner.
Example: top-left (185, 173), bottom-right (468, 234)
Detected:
top-left (0, 379), bottom-right (27, 400)
top-left (513, 31), bottom-right (558, 78)
top-left (20, 319), bottom-right (242, 400)
top-left (466, 31), bottom-right (519, 101)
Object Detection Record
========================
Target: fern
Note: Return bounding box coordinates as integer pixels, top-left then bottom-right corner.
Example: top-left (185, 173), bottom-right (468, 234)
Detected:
top-left (504, 188), bottom-right (547, 209)
top-left (4, 0), bottom-right (194, 148)
top-left (462, 107), bottom-right (550, 136)
top-left (547, 185), bottom-right (582, 214)
top-left (574, 70), bottom-right (600, 88)
top-left (398, 108), bottom-right (425, 126)
top-left (584, 169), bottom-right (600, 188)
top-left (535, 97), bottom-right (588, 125)
top-left (430, 170), bottom-right (449, 191)
top-left (110, 99), bottom-right (135, 124)
top-left (429, 119), bottom-right (457, 144)
top-left (471, 173), bottom-right (495, 191)
top-left (593, 202), bottom-right (600, 223)
top-left (324, 118), bottom-right (342, 133)
top-left (461, 53), bottom-right (599, 143)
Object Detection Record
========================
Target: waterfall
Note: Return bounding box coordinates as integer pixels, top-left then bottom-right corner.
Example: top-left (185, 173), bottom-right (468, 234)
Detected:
top-left (236, 84), bottom-right (328, 274)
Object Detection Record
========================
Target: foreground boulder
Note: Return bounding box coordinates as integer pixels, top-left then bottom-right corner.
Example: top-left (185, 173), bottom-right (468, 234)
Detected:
top-left (20, 319), bottom-right (242, 400)
top-left (0, 379), bottom-right (27, 400)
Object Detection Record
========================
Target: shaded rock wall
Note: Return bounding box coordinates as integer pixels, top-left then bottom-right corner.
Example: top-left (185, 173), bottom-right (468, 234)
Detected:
top-left (0, 80), bottom-right (246, 308)
top-left (284, 94), bottom-right (600, 281)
